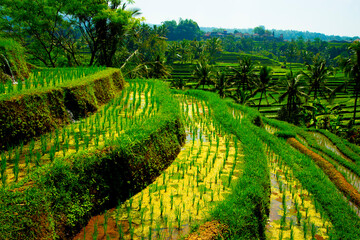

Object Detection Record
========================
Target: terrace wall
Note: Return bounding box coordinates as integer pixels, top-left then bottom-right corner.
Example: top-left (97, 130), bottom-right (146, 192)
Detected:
top-left (0, 80), bottom-right (186, 239)
top-left (0, 68), bottom-right (125, 149)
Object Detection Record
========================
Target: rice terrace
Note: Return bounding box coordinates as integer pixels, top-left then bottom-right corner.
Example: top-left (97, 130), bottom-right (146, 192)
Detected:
top-left (1, 0), bottom-right (360, 239)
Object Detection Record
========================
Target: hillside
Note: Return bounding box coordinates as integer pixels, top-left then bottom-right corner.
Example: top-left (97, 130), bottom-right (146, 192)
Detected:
top-left (1, 71), bottom-right (360, 239)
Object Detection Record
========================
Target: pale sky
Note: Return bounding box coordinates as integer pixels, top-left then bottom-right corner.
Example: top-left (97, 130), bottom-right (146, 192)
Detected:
top-left (131, 0), bottom-right (360, 37)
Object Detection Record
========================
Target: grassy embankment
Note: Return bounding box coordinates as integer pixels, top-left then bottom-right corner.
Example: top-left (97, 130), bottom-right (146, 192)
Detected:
top-left (0, 75), bottom-right (185, 239)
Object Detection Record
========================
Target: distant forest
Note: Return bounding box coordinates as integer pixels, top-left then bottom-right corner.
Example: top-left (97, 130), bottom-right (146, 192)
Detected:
top-left (200, 26), bottom-right (359, 42)
top-left (151, 19), bottom-right (359, 42)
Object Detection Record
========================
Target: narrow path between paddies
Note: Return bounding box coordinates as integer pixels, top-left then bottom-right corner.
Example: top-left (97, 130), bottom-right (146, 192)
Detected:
top-left (74, 95), bottom-right (244, 240)
top-left (287, 138), bottom-right (360, 209)
top-left (265, 144), bottom-right (333, 240)
top-left (0, 81), bottom-right (155, 187)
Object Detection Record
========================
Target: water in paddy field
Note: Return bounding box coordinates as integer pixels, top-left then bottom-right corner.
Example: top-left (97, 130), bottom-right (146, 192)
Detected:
top-left (0, 53), bottom-right (17, 84)
top-left (77, 95), bottom-right (245, 240)
top-left (66, 109), bottom-right (76, 123)
top-left (310, 132), bottom-right (352, 161)
top-left (265, 145), bottom-right (333, 240)
top-left (309, 132), bottom-right (360, 215)
top-left (0, 82), bottom-right (157, 188)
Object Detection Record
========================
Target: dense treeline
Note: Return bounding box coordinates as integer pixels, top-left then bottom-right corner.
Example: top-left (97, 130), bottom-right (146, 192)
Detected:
top-left (0, 0), bottom-right (141, 67)
top-left (201, 26), bottom-right (359, 42)
top-left (162, 19), bottom-right (202, 41)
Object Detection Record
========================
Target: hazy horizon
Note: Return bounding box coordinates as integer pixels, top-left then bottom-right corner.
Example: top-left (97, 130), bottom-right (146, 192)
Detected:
top-left (131, 0), bottom-right (360, 38)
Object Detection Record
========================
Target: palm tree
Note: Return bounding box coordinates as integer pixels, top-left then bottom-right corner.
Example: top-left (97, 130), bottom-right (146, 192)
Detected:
top-left (230, 56), bottom-right (257, 93)
top-left (147, 55), bottom-right (172, 79)
top-left (340, 41), bottom-right (360, 122)
top-left (205, 37), bottom-right (222, 63)
top-left (301, 54), bottom-right (333, 100)
top-left (279, 71), bottom-right (308, 119)
top-left (230, 88), bottom-right (255, 105)
top-left (213, 70), bottom-right (230, 98)
top-left (252, 66), bottom-right (278, 110)
top-left (193, 61), bottom-right (214, 89)
top-left (191, 40), bottom-right (205, 60)
top-left (166, 42), bottom-right (181, 64)
top-left (179, 40), bottom-right (192, 63)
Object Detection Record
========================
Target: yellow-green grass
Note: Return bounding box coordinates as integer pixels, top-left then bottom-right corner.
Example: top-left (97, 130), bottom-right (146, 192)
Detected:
top-left (265, 144), bottom-right (332, 240)
top-left (0, 78), bottom-right (185, 239)
top-left (0, 81), bottom-right (157, 187)
top-left (0, 66), bottom-right (106, 98)
top-left (261, 116), bottom-right (360, 238)
top-left (111, 95), bottom-right (244, 239)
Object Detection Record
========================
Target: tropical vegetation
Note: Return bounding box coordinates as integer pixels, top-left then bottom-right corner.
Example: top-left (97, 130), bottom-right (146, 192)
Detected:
top-left (1, 1), bottom-right (360, 239)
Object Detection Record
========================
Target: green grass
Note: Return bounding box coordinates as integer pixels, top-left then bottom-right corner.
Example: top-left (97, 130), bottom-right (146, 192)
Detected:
top-left (0, 79), bottom-right (185, 239)
top-left (184, 90), bottom-right (270, 239)
top-left (0, 66), bottom-right (106, 99)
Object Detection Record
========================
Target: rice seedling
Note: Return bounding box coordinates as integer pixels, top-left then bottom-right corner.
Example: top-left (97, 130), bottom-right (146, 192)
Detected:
top-left (303, 220), bottom-right (308, 239)
top-left (1, 152), bottom-right (6, 186)
top-left (266, 143), bottom-right (332, 239)
top-left (103, 210), bottom-right (108, 235)
top-left (1, 67), bottom-right (106, 96)
top-left (93, 221), bottom-right (98, 240)
top-left (106, 95), bottom-right (243, 239)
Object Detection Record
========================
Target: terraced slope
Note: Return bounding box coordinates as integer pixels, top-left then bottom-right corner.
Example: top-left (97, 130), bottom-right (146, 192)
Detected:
top-left (1, 77), bottom-right (360, 240)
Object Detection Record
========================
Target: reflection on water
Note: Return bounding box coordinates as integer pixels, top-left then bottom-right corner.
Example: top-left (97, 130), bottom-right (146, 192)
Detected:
top-left (265, 145), bottom-right (332, 240)
top-left (110, 95), bottom-right (244, 239)
top-left (310, 132), bottom-right (351, 162)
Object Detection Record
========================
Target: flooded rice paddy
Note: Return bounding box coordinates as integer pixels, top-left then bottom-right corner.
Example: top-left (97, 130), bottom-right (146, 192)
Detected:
top-left (76, 95), bottom-right (245, 239)
top-left (265, 145), bottom-right (333, 240)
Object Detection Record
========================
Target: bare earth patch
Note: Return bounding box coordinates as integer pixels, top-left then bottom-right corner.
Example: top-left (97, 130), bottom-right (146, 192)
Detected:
top-left (186, 220), bottom-right (227, 240)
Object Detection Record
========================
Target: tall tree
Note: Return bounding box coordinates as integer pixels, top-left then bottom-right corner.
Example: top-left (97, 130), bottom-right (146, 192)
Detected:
top-left (204, 37), bottom-right (222, 63)
top-left (178, 40), bottom-right (192, 63)
top-left (253, 26), bottom-right (266, 36)
top-left (213, 70), bottom-right (230, 98)
top-left (230, 56), bottom-right (257, 93)
top-left (68, 0), bottom-right (141, 66)
top-left (0, 0), bottom-right (70, 67)
top-left (340, 42), bottom-right (360, 122)
top-left (193, 60), bottom-right (213, 89)
top-left (163, 19), bottom-right (201, 41)
top-left (191, 40), bottom-right (205, 60)
top-left (166, 42), bottom-right (181, 64)
top-left (279, 71), bottom-right (308, 119)
top-left (0, 0), bottom-right (140, 67)
top-left (252, 66), bottom-right (277, 110)
top-left (301, 54), bottom-right (333, 100)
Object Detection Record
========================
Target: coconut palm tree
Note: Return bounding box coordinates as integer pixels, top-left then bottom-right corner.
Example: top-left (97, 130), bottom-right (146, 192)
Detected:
top-left (213, 70), bottom-right (230, 98)
top-left (193, 60), bottom-right (214, 89)
top-left (340, 41), bottom-right (360, 122)
top-left (301, 54), bottom-right (333, 100)
top-left (252, 66), bottom-right (278, 110)
top-left (279, 71), bottom-right (308, 119)
top-left (191, 40), bottom-right (205, 61)
top-left (230, 56), bottom-right (257, 93)
top-left (166, 42), bottom-right (181, 64)
top-left (178, 40), bottom-right (192, 63)
top-left (230, 88), bottom-right (255, 105)
top-left (205, 37), bottom-right (222, 63)
top-left (147, 55), bottom-right (172, 79)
